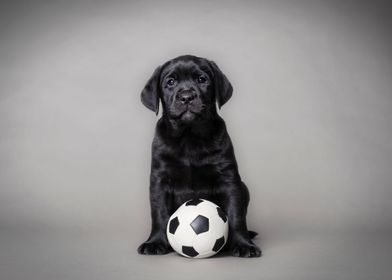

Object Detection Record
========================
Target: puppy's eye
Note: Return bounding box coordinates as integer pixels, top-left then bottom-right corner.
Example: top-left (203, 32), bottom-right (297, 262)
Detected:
top-left (197, 75), bottom-right (207, 84)
top-left (166, 78), bottom-right (176, 86)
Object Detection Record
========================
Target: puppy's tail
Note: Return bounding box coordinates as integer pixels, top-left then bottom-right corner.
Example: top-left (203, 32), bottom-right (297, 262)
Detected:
top-left (248, 230), bottom-right (258, 239)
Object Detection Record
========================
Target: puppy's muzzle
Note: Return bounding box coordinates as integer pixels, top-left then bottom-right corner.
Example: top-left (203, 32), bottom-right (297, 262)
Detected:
top-left (175, 90), bottom-right (196, 105)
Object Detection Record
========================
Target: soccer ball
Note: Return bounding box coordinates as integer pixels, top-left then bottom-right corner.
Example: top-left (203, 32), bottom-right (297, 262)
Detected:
top-left (166, 198), bottom-right (229, 258)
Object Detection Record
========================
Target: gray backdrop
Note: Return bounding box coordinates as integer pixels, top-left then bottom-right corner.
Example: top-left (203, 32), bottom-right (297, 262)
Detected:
top-left (1, 1), bottom-right (392, 280)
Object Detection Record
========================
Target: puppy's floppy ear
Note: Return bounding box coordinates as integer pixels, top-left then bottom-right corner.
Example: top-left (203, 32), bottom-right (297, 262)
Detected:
top-left (141, 66), bottom-right (162, 115)
top-left (208, 60), bottom-right (233, 109)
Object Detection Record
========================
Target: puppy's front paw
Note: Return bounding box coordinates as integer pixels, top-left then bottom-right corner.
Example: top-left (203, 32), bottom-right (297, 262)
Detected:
top-left (231, 241), bottom-right (262, 258)
top-left (137, 241), bottom-right (172, 255)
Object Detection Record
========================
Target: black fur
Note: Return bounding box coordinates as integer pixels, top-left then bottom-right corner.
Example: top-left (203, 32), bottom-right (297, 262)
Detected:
top-left (137, 55), bottom-right (261, 258)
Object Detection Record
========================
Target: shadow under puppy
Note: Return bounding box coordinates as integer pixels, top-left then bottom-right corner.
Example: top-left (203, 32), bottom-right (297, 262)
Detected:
top-left (138, 55), bottom-right (261, 258)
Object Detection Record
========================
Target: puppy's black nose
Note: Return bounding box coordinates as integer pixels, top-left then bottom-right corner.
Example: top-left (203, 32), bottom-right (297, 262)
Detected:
top-left (176, 91), bottom-right (195, 104)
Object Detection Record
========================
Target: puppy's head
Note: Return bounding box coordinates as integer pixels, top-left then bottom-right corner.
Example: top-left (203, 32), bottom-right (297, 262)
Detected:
top-left (141, 55), bottom-right (233, 124)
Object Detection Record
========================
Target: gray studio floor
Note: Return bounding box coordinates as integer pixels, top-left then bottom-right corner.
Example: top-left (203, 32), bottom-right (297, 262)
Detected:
top-left (1, 226), bottom-right (391, 280)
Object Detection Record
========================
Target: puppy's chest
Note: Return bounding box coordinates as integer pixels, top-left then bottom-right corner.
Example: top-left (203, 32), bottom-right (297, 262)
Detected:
top-left (159, 134), bottom-right (225, 189)
top-left (167, 153), bottom-right (221, 190)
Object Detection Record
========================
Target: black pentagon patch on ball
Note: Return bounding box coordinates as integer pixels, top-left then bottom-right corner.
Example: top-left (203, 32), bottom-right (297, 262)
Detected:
top-left (168, 217), bottom-right (179, 234)
top-left (216, 207), bottom-right (227, 223)
top-left (212, 236), bottom-right (225, 252)
top-left (182, 246), bottom-right (199, 257)
top-left (190, 215), bottom-right (209, 234)
top-left (185, 198), bottom-right (203, 206)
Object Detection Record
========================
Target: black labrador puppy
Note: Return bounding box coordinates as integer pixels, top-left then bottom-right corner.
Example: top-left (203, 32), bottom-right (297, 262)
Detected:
top-left (137, 55), bottom-right (261, 258)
